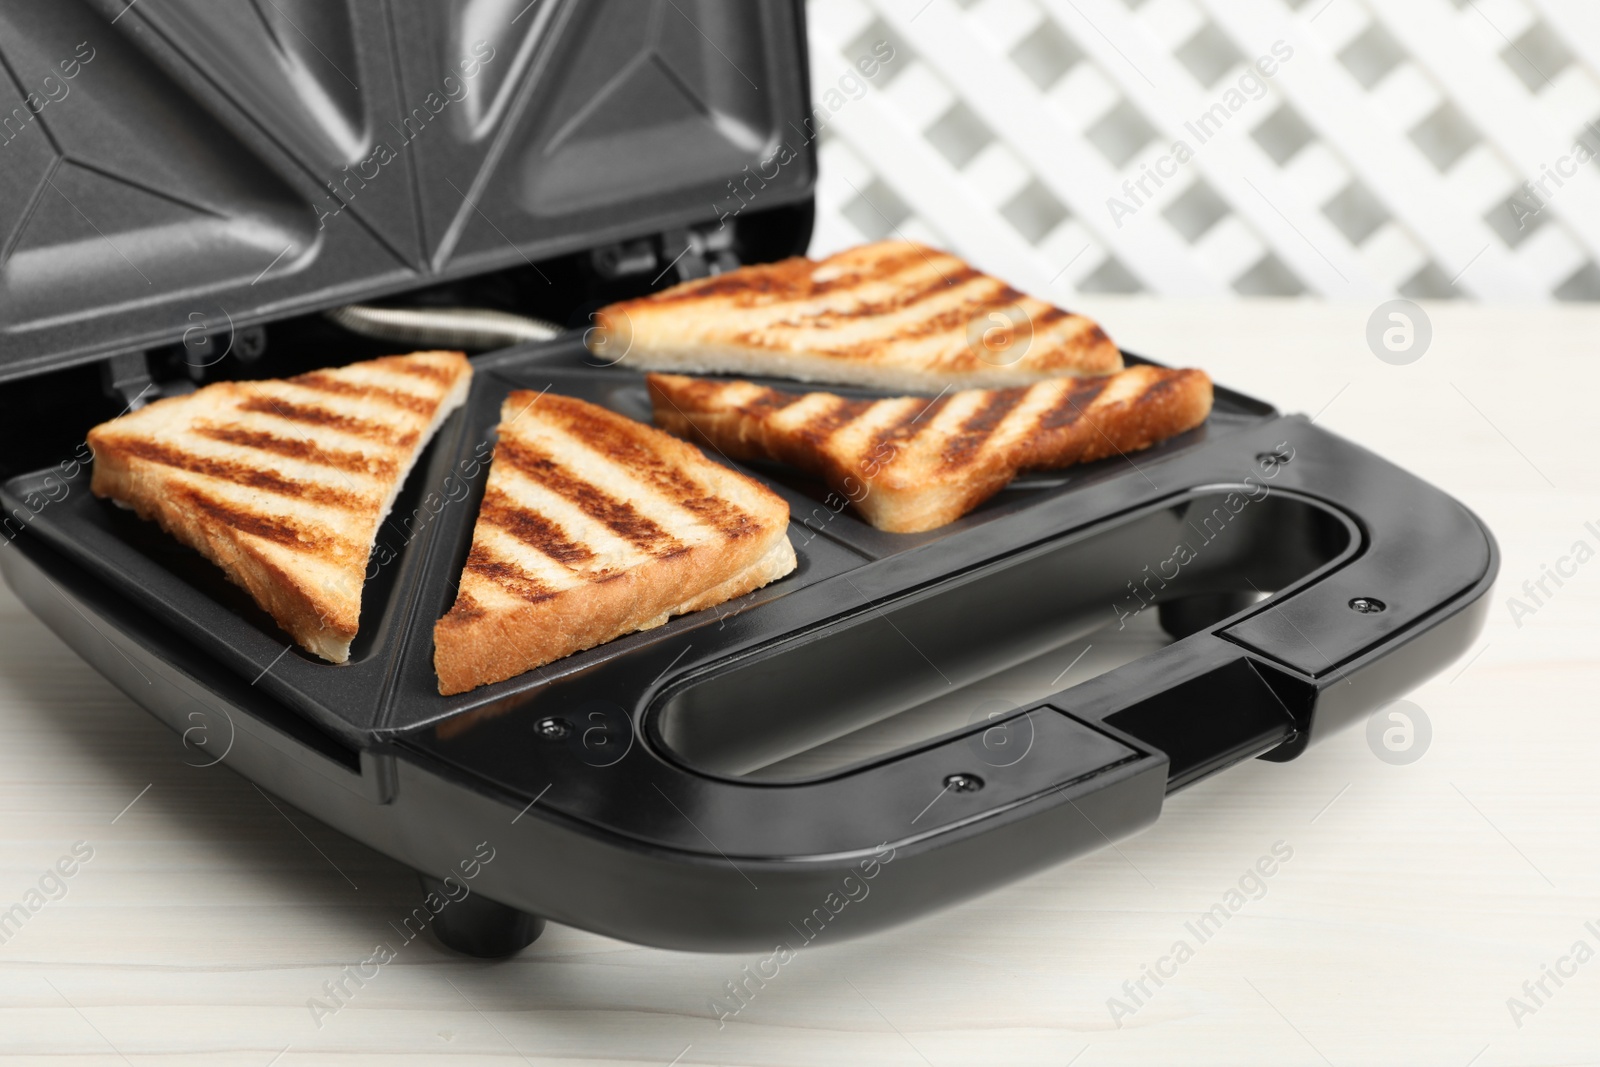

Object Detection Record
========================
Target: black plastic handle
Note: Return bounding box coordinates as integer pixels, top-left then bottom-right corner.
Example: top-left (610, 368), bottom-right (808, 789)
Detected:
top-left (385, 415), bottom-right (1494, 948)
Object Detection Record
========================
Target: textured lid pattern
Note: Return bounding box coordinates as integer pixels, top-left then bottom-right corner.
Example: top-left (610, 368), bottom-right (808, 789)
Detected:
top-left (0, 0), bottom-right (813, 381)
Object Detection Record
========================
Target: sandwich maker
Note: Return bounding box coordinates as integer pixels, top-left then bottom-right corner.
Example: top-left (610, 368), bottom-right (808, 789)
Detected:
top-left (0, 0), bottom-right (1496, 957)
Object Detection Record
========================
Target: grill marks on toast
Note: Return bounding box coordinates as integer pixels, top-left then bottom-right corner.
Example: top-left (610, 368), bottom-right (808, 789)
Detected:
top-left (764, 264), bottom-right (983, 331)
top-left (493, 437), bottom-right (682, 557)
top-left (732, 270), bottom-right (1026, 361)
top-left (88, 351), bottom-right (473, 663)
top-left (455, 400), bottom-right (748, 589)
top-left (237, 393), bottom-right (421, 450)
top-left (538, 397), bottom-right (762, 541)
top-left (433, 392), bottom-right (796, 695)
top-left (110, 436), bottom-right (375, 512)
top-left (1037, 377), bottom-right (1112, 432)
top-left (867, 395), bottom-right (952, 461)
top-left (388, 358), bottom-right (461, 386)
top-left (289, 371), bottom-right (439, 416)
top-left (463, 545), bottom-right (558, 605)
top-left (177, 487), bottom-right (352, 556)
top-left (594, 240), bottom-right (1125, 388)
top-left (808, 279), bottom-right (1028, 362)
top-left (797, 396), bottom-right (877, 443)
top-left (476, 487), bottom-right (597, 567)
top-left (648, 365), bottom-right (1214, 534)
top-left (939, 390), bottom-right (1028, 472)
top-left (193, 424), bottom-right (399, 479)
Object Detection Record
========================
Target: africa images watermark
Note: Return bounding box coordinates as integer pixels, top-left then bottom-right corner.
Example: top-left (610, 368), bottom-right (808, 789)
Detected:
top-left (312, 41), bottom-right (498, 231)
top-left (0, 383), bottom-right (156, 552)
top-left (1505, 917), bottom-right (1600, 1030)
top-left (1106, 840), bottom-right (1295, 1027)
top-left (306, 840), bottom-right (498, 1029)
top-left (0, 842), bottom-right (96, 948)
top-left (793, 447), bottom-right (886, 547)
top-left (713, 39), bottom-right (897, 230)
top-left (707, 841), bottom-right (897, 1030)
top-left (1504, 122), bottom-right (1600, 234)
top-left (0, 453), bottom-right (85, 549)
top-left (1503, 518), bottom-right (1599, 629)
top-left (1366, 699), bottom-right (1432, 766)
top-left (0, 40), bottom-right (97, 149)
top-left (1107, 40), bottom-right (1295, 229)
top-left (1110, 443), bottom-right (1295, 631)
top-left (310, 435), bottom-right (495, 633)
top-left (1366, 299), bottom-right (1432, 365)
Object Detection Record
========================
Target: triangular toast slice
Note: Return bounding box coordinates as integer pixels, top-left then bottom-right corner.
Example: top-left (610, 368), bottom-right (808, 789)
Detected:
top-left (88, 351), bottom-right (473, 663)
top-left (433, 392), bottom-right (796, 695)
top-left (648, 365), bottom-right (1213, 534)
top-left (590, 239), bottom-right (1123, 390)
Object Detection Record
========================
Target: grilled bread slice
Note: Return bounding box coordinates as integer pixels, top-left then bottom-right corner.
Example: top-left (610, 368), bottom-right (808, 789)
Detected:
top-left (590, 240), bottom-right (1123, 390)
top-left (433, 392), bottom-right (796, 695)
top-left (649, 365), bottom-right (1213, 534)
top-left (88, 352), bottom-right (472, 663)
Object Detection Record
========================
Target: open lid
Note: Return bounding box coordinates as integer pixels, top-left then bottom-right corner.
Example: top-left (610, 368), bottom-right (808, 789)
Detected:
top-left (0, 0), bottom-right (815, 383)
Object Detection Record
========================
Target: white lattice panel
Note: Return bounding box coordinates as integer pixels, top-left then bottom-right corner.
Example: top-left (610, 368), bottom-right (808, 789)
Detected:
top-left (806, 0), bottom-right (1600, 300)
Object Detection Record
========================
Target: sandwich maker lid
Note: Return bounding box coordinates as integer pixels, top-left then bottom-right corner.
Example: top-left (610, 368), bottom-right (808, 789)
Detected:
top-left (0, 0), bottom-right (815, 383)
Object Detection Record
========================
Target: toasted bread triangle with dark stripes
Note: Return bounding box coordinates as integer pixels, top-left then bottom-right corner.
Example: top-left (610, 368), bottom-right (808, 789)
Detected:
top-left (591, 240), bottom-right (1123, 390)
top-left (433, 392), bottom-right (795, 696)
top-left (648, 366), bottom-right (1213, 533)
top-left (88, 351), bottom-right (473, 663)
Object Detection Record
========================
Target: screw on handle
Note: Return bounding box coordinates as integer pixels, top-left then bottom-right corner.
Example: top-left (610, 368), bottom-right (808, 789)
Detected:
top-left (534, 717), bottom-right (572, 740)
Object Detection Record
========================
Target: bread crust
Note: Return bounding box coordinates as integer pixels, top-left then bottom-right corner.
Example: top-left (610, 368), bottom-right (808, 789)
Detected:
top-left (88, 351), bottom-right (472, 662)
top-left (88, 460), bottom-right (349, 657)
top-left (649, 366), bottom-right (1213, 534)
top-left (433, 392), bottom-right (795, 695)
top-left (593, 240), bottom-right (1123, 389)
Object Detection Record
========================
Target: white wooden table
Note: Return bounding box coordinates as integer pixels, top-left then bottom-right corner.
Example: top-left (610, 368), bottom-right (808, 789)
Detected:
top-left (2, 298), bottom-right (1596, 1066)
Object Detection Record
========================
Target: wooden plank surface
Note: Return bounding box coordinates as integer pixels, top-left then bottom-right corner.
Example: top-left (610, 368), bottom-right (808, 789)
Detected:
top-left (1, 298), bottom-right (1596, 1065)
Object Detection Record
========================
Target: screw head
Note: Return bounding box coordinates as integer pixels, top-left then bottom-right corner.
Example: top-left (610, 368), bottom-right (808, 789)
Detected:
top-left (944, 773), bottom-right (984, 793)
top-left (236, 325), bottom-right (268, 361)
top-left (1255, 449), bottom-right (1291, 472)
top-left (534, 717), bottom-right (572, 740)
top-left (1349, 597), bottom-right (1387, 614)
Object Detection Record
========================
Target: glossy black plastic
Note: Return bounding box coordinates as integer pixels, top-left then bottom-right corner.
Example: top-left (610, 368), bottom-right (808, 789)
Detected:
top-left (0, 336), bottom-right (1498, 950)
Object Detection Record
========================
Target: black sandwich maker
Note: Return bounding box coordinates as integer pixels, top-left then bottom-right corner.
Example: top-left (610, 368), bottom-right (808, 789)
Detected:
top-left (0, 0), bottom-right (1495, 956)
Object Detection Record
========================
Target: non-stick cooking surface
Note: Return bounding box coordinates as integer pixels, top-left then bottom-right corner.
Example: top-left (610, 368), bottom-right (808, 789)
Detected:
top-left (0, 338), bottom-right (1277, 746)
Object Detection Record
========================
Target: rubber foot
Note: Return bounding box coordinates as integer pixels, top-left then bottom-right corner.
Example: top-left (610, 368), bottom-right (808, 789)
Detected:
top-left (420, 873), bottom-right (545, 958)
